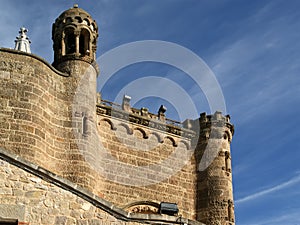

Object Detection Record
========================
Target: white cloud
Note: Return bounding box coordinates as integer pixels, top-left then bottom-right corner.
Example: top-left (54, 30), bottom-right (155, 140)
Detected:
top-left (241, 210), bottom-right (300, 225)
top-left (236, 173), bottom-right (300, 204)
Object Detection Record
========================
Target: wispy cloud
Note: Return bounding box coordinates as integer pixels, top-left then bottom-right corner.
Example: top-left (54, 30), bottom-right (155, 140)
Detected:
top-left (242, 210), bottom-right (300, 225)
top-left (206, 1), bottom-right (300, 125)
top-left (236, 173), bottom-right (300, 204)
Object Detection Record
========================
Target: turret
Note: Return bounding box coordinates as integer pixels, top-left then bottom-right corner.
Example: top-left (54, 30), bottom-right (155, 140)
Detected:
top-left (195, 112), bottom-right (235, 225)
top-left (50, 4), bottom-right (100, 191)
top-left (52, 4), bottom-right (99, 74)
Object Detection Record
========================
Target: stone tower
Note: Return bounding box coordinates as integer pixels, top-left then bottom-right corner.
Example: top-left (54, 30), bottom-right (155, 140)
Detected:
top-left (195, 112), bottom-right (235, 225)
top-left (51, 4), bottom-right (101, 191)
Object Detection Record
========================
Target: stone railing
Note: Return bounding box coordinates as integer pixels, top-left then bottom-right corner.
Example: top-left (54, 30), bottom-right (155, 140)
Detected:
top-left (96, 99), bottom-right (196, 139)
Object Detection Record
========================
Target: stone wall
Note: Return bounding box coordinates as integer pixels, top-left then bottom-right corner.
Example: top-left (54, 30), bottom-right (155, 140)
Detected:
top-left (0, 157), bottom-right (116, 225)
top-left (0, 49), bottom-right (199, 220)
top-left (0, 49), bottom-right (235, 224)
top-left (0, 48), bottom-right (101, 193)
top-left (94, 114), bottom-right (197, 219)
top-left (0, 150), bottom-right (203, 225)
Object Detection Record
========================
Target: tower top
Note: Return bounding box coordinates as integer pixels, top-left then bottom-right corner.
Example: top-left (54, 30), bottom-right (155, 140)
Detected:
top-left (56, 4), bottom-right (94, 20)
top-left (52, 4), bottom-right (99, 67)
top-left (14, 27), bottom-right (31, 53)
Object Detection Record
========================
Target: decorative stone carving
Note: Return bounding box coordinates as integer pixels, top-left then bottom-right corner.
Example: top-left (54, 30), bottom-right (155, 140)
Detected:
top-left (123, 202), bottom-right (159, 214)
top-left (96, 104), bottom-right (196, 138)
top-left (128, 205), bottom-right (159, 214)
top-left (52, 4), bottom-right (99, 68)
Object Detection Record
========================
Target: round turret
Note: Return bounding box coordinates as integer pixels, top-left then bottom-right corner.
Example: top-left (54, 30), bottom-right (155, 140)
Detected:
top-left (52, 4), bottom-right (98, 67)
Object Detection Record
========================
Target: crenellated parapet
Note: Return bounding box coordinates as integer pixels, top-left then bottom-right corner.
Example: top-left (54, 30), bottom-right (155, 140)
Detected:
top-left (96, 98), bottom-right (196, 140)
top-left (199, 112), bottom-right (234, 139)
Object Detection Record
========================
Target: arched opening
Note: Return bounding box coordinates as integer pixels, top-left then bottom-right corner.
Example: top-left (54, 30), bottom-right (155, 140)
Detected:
top-left (65, 28), bottom-right (76, 54)
top-left (79, 29), bottom-right (90, 56)
top-left (75, 16), bottom-right (82, 23)
top-left (82, 115), bottom-right (89, 136)
top-left (225, 151), bottom-right (231, 172)
top-left (57, 38), bottom-right (62, 53)
top-left (65, 17), bottom-right (72, 23)
top-left (83, 18), bottom-right (90, 26)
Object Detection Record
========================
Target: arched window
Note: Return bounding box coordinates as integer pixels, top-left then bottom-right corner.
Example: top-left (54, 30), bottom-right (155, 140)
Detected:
top-left (79, 29), bottom-right (90, 56)
top-left (65, 28), bottom-right (76, 54)
top-left (225, 151), bottom-right (231, 172)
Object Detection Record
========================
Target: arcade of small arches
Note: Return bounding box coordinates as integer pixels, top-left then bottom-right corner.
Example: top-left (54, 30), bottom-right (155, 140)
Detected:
top-left (97, 117), bottom-right (192, 150)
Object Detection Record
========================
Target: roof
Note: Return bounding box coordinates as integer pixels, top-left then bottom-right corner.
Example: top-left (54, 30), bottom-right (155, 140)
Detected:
top-left (56, 4), bottom-right (93, 21)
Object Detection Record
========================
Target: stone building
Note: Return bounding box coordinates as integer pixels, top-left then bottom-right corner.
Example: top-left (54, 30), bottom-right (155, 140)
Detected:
top-left (0, 5), bottom-right (235, 225)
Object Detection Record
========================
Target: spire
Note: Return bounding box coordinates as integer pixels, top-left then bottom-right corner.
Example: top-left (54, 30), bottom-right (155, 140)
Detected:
top-left (14, 27), bottom-right (31, 53)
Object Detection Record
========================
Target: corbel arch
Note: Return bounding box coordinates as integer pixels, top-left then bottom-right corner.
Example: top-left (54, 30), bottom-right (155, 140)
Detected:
top-left (178, 140), bottom-right (190, 150)
top-left (133, 127), bottom-right (148, 139)
top-left (118, 123), bottom-right (133, 135)
top-left (99, 118), bottom-right (116, 130)
top-left (150, 132), bottom-right (164, 143)
top-left (164, 136), bottom-right (178, 147)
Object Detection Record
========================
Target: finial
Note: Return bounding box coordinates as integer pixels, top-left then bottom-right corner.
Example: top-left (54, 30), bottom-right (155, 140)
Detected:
top-left (14, 27), bottom-right (31, 53)
top-left (73, 4), bottom-right (78, 8)
top-left (20, 27), bottom-right (27, 35)
top-left (122, 95), bottom-right (131, 112)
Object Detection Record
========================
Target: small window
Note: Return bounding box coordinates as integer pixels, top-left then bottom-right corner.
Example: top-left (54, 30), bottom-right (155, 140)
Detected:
top-left (225, 151), bottom-right (231, 173)
top-left (75, 16), bottom-right (82, 23)
top-left (65, 28), bottom-right (76, 54)
top-left (79, 29), bottom-right (90, 56)
top-left (83, 19), bottom-right (90, 26)
top-left (66, 17), bottom-right (72, 23)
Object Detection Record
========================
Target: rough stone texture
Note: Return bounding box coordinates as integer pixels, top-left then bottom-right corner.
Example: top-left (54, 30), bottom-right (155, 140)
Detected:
top-left (0, 5), bottom-right (235, 225)
top-left (0, 47), bottom-right (235, 224)
top-left (195, 113), bottom-right (235, 225)
top-left (1, 158), bottom-right (202, 225)
top-left (0, 48), bottom-right (199, 219)
top-left (94, 113), bottom-right (198, 219)
top-left (0, 49), bottom-right (101, 194)
top-left (0, 204), bottom-right (25, 220)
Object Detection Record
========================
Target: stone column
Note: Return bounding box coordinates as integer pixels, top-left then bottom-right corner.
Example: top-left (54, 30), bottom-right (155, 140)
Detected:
top-left (61, 32), bottom-right (65, 56)
top-left (75, 30), bottom-right (80, 55)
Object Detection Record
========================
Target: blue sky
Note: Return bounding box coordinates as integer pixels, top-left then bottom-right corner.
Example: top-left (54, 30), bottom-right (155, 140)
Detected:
top-left (1, 0), bottom-right (300, 224)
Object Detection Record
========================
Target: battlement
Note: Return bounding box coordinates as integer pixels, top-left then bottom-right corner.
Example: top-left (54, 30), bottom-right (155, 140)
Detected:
top-left (200, 111), bottom-right (231, 123)
top-left (199, 112), bottom-right (234, 136)
top-left (97, 98), bottom-right (196, 139)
